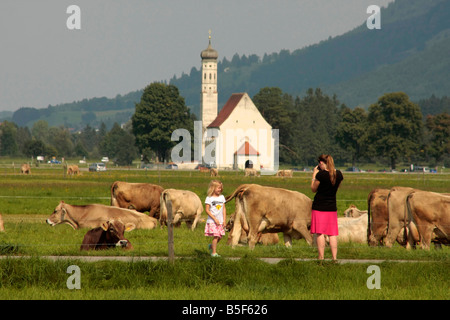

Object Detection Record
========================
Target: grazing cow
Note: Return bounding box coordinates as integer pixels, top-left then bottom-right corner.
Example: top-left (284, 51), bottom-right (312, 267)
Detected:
top-left (384, 187), bottom-right (416, 248)
top-left (226, 184), bottom-right (312, 249)
top-left (21, 164), bottom-right (31, 174)
top-left (80, 219), bottom-right (135, 251)
top-left (159, 189), bottom-right (203, 230)
top-left (344, 205), bottom-right (367, 217)
top-left (367, 188), bottom-right (390, 246)
top-left (406, 191), bottom-right (450, 249)
top-left (210, 168), bottom-right (219, 177)
top-left (110, 181), bottom-right (164, 218)
top-left (276, 170), bottom-right (293, 178)
top-left (244, 168), bottom-right (259, 177)
top-left (67, 165), bottom-right (80, 176)
top-left (0, 213), bottom-right (4, 232)
top-left (46, 201), bottom-right (157, 230)
top-left (226, 212), bottom-right (279, 246)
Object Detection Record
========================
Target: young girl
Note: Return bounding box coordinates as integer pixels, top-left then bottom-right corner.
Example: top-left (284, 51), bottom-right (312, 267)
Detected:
top-left (204, 180), bottom-right (226, 257)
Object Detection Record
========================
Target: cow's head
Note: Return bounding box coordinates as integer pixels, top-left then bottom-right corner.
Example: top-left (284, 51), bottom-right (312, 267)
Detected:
top-left (46, 201), bottom-right (71, 227)
top-left (102, 219), bottom-right (135, 249)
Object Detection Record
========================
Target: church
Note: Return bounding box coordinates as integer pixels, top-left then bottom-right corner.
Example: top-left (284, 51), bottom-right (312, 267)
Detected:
top-left (200, 34), bottom-right (277, 172)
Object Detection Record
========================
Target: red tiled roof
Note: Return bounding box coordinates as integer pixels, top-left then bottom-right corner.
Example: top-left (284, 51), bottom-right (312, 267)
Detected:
top-left (234, 141), bottom-right (260, 156)
top-left (207, 93), bottom-right (245, 128)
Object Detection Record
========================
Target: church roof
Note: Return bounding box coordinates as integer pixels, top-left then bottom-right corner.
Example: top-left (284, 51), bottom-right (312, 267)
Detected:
top-left (207, 93), bottom-right (245, 128)
top-left (201, 39), bottom-right (218, 59)
top-left (234, 141), bottom-right (260, 156)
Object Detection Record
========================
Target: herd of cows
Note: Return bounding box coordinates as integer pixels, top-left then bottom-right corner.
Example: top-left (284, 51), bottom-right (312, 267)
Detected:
top-left (0, 180), bottom-right (448, 252)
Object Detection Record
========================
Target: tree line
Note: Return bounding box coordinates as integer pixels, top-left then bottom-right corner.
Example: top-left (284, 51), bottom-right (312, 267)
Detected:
top-left (0, 82), bottom-right (449, 169)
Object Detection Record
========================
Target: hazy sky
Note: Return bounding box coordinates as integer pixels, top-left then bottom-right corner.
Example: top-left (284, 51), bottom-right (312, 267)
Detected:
top-left (0, 0), bottom-right (393, 112)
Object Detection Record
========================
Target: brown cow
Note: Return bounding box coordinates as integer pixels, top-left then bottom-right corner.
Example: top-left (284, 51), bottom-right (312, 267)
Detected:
top-left (406, 191), bottom-right (450, 249)
top-left (21, 164), bottom-right (31, 174)
top-left (46, 201), bottom-right (157, 230)
top-left (226, 184), bottom-right (312, 249)
top-left (110, 181), bottom-right (164, 218)
top-left (159, 188), bottom-right (203, 230)
top-left (367, 188), bottom-right (390, 246)
top-left (225, 212), bottom-right (279, 246)
top-left (80, 219), bottom-right (135, 251)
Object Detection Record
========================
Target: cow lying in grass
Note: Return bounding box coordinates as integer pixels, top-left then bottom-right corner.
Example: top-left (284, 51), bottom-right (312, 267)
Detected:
top-left (80, 219), bottom-right (135, 251)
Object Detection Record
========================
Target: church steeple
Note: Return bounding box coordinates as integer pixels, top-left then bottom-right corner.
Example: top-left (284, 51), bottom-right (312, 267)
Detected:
top-left (200, 30), bottom-right (218, 130)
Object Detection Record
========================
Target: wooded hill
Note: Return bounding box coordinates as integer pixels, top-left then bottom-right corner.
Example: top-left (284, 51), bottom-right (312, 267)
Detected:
top-left (4, 0), bottom-right (449, 129)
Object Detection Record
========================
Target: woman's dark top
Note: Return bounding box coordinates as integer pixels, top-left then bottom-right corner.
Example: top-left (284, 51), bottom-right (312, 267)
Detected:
top-left (312, 169), bottom-right (344, 212)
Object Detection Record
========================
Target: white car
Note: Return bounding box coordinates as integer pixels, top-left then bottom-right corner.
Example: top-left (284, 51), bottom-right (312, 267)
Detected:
top-left (89, 163), bottom-right (106, 172)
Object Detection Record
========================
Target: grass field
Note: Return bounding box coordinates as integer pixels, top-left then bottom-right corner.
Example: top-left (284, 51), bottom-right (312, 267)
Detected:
top-left (0, 166), bottom-right (448, 300)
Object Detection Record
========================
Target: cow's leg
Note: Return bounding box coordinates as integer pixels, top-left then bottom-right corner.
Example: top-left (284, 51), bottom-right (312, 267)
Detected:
top-left (173, 212), bottom-right (183, 226)
top-left (384, 222), bottom-right (402, 247)
top-left (418, 224), bottom-right (434, 250)
top-left (191, 210), bottom-right (202, 231)
top-left (293, 222), bottom-right (313, 245)
top-left (283, 233), bottom-right (292, 247)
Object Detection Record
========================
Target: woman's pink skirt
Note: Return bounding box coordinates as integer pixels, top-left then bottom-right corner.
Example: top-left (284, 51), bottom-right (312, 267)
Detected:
top-left (204, 223), bottom-right (225, 238)
top-left (310, 210), bottom-right (339, 236)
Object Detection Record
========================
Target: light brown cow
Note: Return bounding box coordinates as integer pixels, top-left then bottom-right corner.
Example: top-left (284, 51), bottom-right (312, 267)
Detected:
top-left (244, 168), bottom-right (259, 177)
top-left (46, 201), bottom-right (157, 230)
top-left (406, 191), bottom-right (450, 249)
top-left (276, 170), bottom-right (293, 178)
top-left (0, 213), bottom-right (4, 232)
top-left (337, 213), bottom-right (368, 243)
top-left (67, 165), bottom-right (80, 176)
top-left (210, 168), bottom-right (219, 177)
top-left (21, 164), bottom-right (31, 174)
top-left (344, 205), bottom-right (367, 217)
top-left (159, 189), bottom-right (203, 230)
top-left (110, 181), bottom-right (164, 218)
top-left (384, 187), bottom-right (416, 248)
top-left (225, 212), bottom-right (279, 246)
top-left (226, 184), bottom-right (312, 249)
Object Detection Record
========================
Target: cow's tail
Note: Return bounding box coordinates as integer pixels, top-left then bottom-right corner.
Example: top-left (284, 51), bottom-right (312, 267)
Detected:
top-left (367, 189), bottom-right (375, 245)
top-left (110, 181), bottom-right (119, 206)
top-left (225, 184), bottom-right (252, 203)
top-left (159, 190), bottom-right (170, 226)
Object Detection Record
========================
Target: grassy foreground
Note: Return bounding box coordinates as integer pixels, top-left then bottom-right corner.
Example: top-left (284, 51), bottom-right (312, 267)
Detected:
top-left (0, 167), bottom-right (448, 300)
top-left (0, 256), bottom-right (448, 300)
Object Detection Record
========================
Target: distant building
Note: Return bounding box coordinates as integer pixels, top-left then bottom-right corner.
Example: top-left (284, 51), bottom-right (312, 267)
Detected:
top-left (200, 33), bottom-right (276, 171)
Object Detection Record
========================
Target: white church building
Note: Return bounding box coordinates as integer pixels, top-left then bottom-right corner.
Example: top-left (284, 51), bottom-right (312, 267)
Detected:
top-left (199, 34), bottom-right (277, 172)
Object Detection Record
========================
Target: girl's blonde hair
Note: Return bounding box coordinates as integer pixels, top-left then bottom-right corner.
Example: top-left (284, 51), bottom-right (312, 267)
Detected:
top-left (318, 154), bottom-right (337, 185)
top-left (207, 180), bottom-right (223, 196)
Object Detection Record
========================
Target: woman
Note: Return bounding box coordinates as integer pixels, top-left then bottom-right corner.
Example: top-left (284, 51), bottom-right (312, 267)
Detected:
top-left (310, 154), bottom-right (344, 260)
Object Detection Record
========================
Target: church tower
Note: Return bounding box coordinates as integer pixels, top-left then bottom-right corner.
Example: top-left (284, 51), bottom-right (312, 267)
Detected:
top-left (200, 31), bottom-right (219, 129)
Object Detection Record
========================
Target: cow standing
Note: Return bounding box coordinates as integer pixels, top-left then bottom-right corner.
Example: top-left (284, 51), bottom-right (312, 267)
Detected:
top-left (110, 181), bottom-right (164, 218)
top-left (406, 191), bottom-right (450, 249)
top-left (367, 188), bottom-right (390, 246)
top-left (80, 219), bottom-right (135, 251)
top-left (67, 165), bottom-right (80, 176)
top-left (46, 201), bottom-right (157, 230)
top-left (226, 184), bottom-right (312, 249)
top-left (159, 188), bottom-right (203, 230)
top-left (225, 212), bottom-right (279, 246)
top-left (21, 164), bottom-right (31, 174)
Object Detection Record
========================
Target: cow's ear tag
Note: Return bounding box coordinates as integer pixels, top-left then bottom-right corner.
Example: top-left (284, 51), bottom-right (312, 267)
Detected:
top-left (101, 221), bottom-right (109, 231)
top-left (125, 223), bottom-right (136, 232)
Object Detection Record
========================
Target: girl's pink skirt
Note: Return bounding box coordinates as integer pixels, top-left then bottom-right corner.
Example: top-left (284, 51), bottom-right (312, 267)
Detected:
top-left (310, 210), bottom-right (339, 236)
top-left (204, 223), bottom-right (225, 238)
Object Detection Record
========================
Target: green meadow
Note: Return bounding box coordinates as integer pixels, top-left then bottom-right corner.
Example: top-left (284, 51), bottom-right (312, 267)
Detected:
top-left (0, 166), bottom-right (448, 300)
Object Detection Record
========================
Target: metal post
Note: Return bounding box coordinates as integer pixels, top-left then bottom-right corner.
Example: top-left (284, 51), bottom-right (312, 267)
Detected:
top-left (167, 199), bottom-right (175, 263)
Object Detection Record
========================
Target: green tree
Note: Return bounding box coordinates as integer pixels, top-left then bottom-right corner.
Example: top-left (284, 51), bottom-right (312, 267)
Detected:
top-left (100, 123), bottom-right (137, 166)
top-left (365, 92), bottom-right (423, 169)
top-left (336, 107), bottom-right (368, 166)
top-left (425, 112), bottom-right (450, 162)
top-left (132, 83), bottom-right (193, 162)
top-left (252, 87), bottom-right (296, 163)
top-left (0, 121), bottom-right (18, 156)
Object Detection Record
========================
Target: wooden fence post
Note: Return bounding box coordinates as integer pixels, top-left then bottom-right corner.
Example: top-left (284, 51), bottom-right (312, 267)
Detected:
top-left (167, 199), bottom-right (175, 263)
